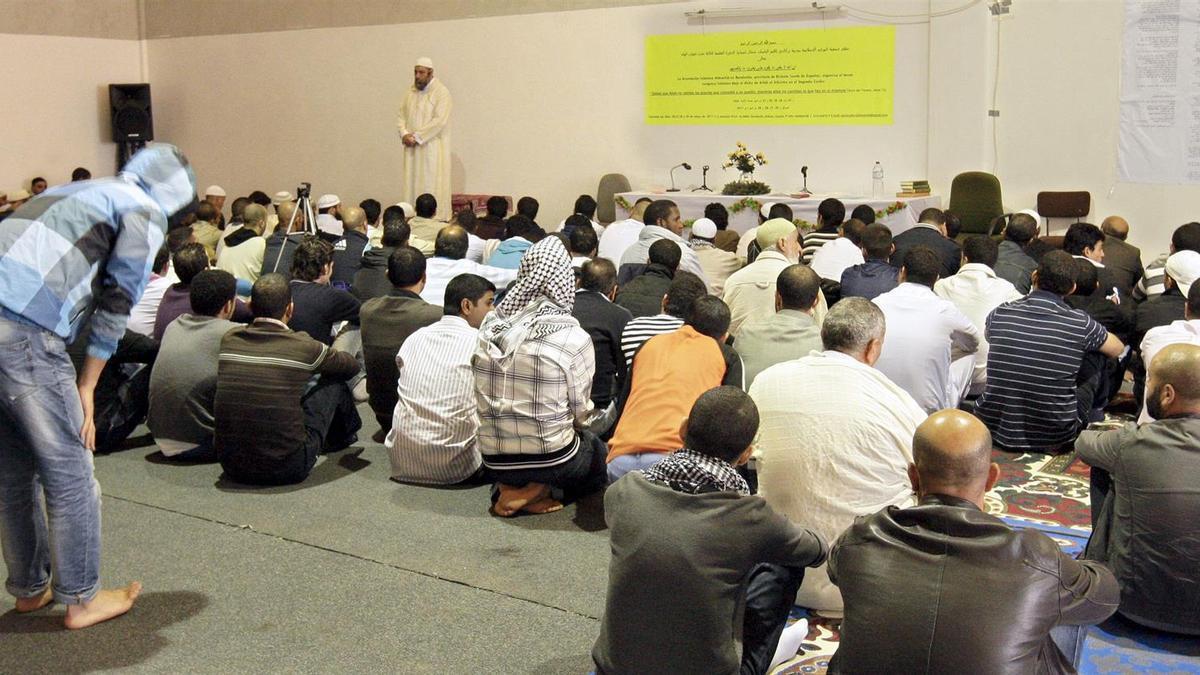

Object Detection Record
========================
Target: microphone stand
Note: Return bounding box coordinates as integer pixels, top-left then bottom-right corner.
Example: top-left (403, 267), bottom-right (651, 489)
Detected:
top-left (693, 165), bottom-right (712, 192)
top-left (668, 163), bottom-right (691, 192)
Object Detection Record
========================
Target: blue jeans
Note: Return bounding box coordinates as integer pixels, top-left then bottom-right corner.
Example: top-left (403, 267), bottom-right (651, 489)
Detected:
top-left (606, 452), bottom-right (669, 483)
top-left (0, 317), bottom-right (101, 605)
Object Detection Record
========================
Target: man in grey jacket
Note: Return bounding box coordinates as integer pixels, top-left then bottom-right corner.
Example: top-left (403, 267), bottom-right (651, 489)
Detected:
top-left (829, 409), bottom-right (1119, 673)
top-left (593, 386), bottom-right (826, 675)
top-left (1078, 343), bottom-right (1200, 635)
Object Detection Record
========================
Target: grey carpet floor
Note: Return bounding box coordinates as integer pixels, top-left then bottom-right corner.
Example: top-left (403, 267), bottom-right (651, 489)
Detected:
top-left (0, 407), bottom-right (607, 674)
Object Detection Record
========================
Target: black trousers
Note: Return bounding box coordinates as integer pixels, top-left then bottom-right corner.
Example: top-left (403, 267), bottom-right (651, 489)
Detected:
top-left (225, 377), bottom-right (361, 486)
top-left (484, 430), bottom-right (608, 502)
top-left (741, 564), bottom-right (806, 675)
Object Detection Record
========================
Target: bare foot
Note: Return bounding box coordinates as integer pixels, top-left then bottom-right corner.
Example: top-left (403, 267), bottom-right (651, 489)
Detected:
top-left (14, 587), bottom-right (53, 613)
top-left (521, 496), bottom-right (563, 515)
top-left (493, 483), bottom-right (550, 517)
top-left (64, 582), bottom-right (142, 630)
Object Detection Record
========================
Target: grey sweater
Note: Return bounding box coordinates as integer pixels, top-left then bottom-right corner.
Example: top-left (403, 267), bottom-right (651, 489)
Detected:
top-left (147, 314), bottom-right (238, 455)
top-left (593, 473), bottom-right (826, 675)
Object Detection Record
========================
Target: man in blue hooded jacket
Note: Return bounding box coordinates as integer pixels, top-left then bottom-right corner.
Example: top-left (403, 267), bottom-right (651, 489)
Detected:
top-left (0, 143), bottom-right (196, 629)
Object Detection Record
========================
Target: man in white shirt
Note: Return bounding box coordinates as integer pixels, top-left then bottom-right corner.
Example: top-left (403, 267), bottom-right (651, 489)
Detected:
top-left (598, 197), bottom-right (650, 263)
top-left (874, 246), bottom-right (980, 413)
top-left (689, 217), bottom-right (742, 295)
top-left (934, 235), bottom-right (1022, 393)
top-left (750, 298), bottom-right (926, 613)
top-left (723, 218), bottom-right (826, 335)
top-left (1138, 281), bottom-right (1200, 423)
top-left (127, 245), bottom-right (174, 336)
top-left (735, 202), bottom-right (777, 262)
top-left (810, 218), bottom-right (867, 283)
top-left (387, 273), bottom-right (495, 484)
top-left (216, 203), bottom-right (268, 284)
top-left (419, 225), bottom-right (516, 307)
top-left (315, 194), bottom-right (343, 237)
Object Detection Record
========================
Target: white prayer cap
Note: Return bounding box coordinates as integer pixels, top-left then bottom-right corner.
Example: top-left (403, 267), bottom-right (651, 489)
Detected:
top-left (204, 185), bottom-right (226, 197)
top-left (1165, 250), bottom-right (1200, 298)
top-left (395, 201), bottom-right (415, 219)
top-left (415, 57), bottom-right (434, 69)
top-left (316, 194), bottom-right (341, 209)
top-left (759, 202), bottom-right (777, 219)
top-left (1017, 208), bottom-right (1042, 225)
top-left (691, 218), bottom-right (718, 239)
top-left (272, 191), bottom-right (293, 205)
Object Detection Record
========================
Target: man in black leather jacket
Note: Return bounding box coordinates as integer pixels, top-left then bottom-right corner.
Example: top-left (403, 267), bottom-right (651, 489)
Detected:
top-left (829, 409), bottom-right (1119, 673)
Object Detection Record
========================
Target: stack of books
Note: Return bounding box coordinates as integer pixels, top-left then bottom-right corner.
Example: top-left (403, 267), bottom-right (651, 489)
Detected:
top-left (897, 180), bottom-right (931, 198)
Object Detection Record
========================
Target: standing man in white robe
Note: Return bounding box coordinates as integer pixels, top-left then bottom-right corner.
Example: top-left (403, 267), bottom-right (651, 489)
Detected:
top-left (398, 57), bottom-right (452, 220)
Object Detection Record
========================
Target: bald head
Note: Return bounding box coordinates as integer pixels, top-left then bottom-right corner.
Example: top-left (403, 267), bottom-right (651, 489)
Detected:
top-left (277, 201), bottom-right (300, 233)
top-left (243, 203), bottom-right (267, 232)
top-left (341, 206), bottom-right (367, 233)
top-left (1101, 216), bottom-right (1130, 240)
top-left (434, 225), bottom-right (469, 259)
top-left (1147, 344), bottom-right (1200, 419)
top-left (911, 410), bottom-right (997, 506)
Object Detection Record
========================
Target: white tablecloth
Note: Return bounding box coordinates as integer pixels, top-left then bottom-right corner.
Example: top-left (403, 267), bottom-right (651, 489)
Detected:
top-left (614, 192), bottom-right (942, 237)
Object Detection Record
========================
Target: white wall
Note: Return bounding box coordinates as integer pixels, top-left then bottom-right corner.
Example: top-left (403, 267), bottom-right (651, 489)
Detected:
top-left (144, 1), bottom-right (932, 224)
top-left (1, 33), bottom-right (144, 192)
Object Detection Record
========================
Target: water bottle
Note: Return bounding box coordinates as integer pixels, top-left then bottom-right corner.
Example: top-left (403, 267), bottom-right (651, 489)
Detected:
top-left (871, 161), bottom-right (884, 199)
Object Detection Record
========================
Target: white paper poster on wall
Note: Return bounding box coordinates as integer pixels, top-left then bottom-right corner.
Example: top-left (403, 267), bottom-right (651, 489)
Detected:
top-left (1118, 0), bottom-right (1200, 184)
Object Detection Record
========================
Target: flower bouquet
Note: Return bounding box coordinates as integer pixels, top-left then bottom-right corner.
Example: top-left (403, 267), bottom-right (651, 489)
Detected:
top-left (721, 142), bottom-right (770, 195)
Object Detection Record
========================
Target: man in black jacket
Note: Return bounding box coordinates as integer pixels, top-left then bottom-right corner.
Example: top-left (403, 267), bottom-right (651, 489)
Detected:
top-left (572, 258), bottom-right (632, 435)
top-left (829, 409), bottom-right (1118, 673)
top-left (615, 239), bottom-right (679, 318)
top-left (891, 207), bottom-right (961, 279)
top-left (331, 206), bottom-right (370, 289)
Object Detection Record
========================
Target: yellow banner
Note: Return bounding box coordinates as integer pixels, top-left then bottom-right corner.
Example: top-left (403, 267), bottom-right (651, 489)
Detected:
top-left (645, 27), bottom-right (895, 125)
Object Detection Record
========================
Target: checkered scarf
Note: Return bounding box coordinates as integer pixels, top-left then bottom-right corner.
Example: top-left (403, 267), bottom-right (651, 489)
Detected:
top-left (483, 237), bottom-right (576, 343)
top-left (641, 448), bottom-right (750, 495)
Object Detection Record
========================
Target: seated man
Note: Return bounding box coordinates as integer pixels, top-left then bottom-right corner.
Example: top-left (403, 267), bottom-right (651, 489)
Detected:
top-left (1099, 216), bottom-right (1144, 295)
top-left (288, 236), bottom-right (361, 345)
top-left (128, 243), bottom-right (174, 336)
top-left (260, 201), bottom-right (306, 277)
top-left (724, 218), bottom-right (826, 335)
top-left (620, 271), bottom-right (708, 367)
top-left (749, 298), bottom-right (927, 613)
top-left (1134, 221), bottom-right (1200, 301)
top-left (216, 202), bottom-right (267, 284)
top-left (830, 410), bottom-right (1119, 672)
top-left (153, 242), bottom-right (211, 340)
top-left (934, 235), bottom-right (1022, 394)
top-left (688, 217), bottom-right (742, 295)
top-left (593, 387), bottom-right (827, 675)
top-left (891, 207), bottom-right (961, 279)
top-left (840, 223), bottom-right (899, 300)
top-left (387, 274), bottom-right (495, 485)
top-left (353, 217), bottom-right (412, 302)
top-left (408, 193), bottom-right (443, 242)
top-left (214, 274), bottom-right (361, 486)
top-left (800, 197), bottom-right (845, 264)
top-left (1138, 283), bottom-right (1200, 423)
top-left (1078, 344), bottom-right (1200, 635)
top-left (1133, 249), bottom-right (1200, 349)
top-left (475, 195), bottom-right (508, 240)
top-left (473, 237), bottom-right (607, 516)
top-left (572, 259), bottom-right (633, 430)
top-left (190, 201), bottom-right (222, 262)
top-left (994, 211), bottom-right (1040, 293)
top-left (488, 214), bottom-right (537, 269)
top-left (734, 264), bottom-right (823, 389)
top-left (873, 246), bottom-right (980, 413)
top-left (614, 239), bottom-right (679, 318)
top-left (598, 197), bottom-right (651, 264)
top-left (975, 251), bottom-right (1125, 453)
top-left (360, 246), bottom-right (442, 433)
top-left (330, 205), bottom-right (369, 288)
top-left (567, 219), bottom-right (599, 268)
top-left (147, 269), bottom-right (239, 461)
top-left (809, 217), bottom-right (866, 284)
top-left (420, 226), bottom-right (517, 307)
top-left (607, 296), bottom-right (738, 481)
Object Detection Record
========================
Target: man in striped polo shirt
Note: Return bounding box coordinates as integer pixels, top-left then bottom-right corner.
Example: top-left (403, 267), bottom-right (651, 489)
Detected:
top-left (975, 251), bottom-right (1125, 453)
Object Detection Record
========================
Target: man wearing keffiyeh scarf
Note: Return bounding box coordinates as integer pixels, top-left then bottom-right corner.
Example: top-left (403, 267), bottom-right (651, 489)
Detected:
top-left (593, 386), bottom-right (827, 675)
top-left (473, 237), bottom-right (607, 516)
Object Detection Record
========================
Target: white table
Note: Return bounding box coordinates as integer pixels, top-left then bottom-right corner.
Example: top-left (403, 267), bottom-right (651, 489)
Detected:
top-left (614, 192), bottom-right (942, 236)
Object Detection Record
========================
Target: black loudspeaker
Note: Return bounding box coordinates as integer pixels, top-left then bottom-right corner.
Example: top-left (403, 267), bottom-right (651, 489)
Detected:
top-left (109, 83), bottom-right (153, 142)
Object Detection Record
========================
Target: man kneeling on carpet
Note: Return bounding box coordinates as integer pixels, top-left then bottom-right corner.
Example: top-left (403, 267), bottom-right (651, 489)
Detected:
top-left (593, 386), bottom-right (827, 675)
top-left (828, 409), bottom-right (1119, 673)
top-left (214, 273), bottom-right (362, 485)
top-left (472, 237), bottom-right (607, 516)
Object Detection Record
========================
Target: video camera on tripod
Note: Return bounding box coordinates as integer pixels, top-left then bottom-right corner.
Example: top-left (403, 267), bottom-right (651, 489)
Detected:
top-left (269, 182), bottom-right (319, 273)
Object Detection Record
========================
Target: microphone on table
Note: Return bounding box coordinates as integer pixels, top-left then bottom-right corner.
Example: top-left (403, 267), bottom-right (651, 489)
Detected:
top-left (801, 165), bottom-right (809, 192)
top-left (668, 162), bottom-right (692, 192)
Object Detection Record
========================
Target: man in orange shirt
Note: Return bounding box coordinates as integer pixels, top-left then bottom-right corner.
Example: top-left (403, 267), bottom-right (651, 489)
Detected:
top-left (607, 296), bottom-right (740, 481)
